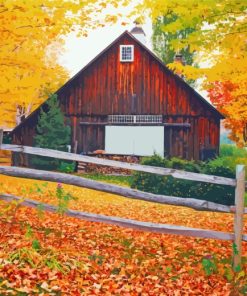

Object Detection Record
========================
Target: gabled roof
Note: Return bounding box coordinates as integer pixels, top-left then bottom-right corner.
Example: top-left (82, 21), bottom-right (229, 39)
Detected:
top-left (11, 30), bottom-right (224, 134)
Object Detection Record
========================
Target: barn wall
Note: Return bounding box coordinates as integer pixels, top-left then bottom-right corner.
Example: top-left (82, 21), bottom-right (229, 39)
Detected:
top-left (11, 32), bottom-right (222, 163)
top-left (55, 33), bottom-right (221, 159)
top-left (164, 116), bottom-right (220, 160)
top-left (58, 34), bottom-right (216, 119)
top-left (11, 116), bottom-right (38, 167)
top-left (68, 114), bottom-right (220, 159)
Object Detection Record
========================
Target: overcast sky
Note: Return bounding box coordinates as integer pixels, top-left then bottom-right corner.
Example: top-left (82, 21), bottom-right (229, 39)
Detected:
top-left (59, 21), bottom-right (153, 76)
top-left (58, 14), bottom-right (208, 100)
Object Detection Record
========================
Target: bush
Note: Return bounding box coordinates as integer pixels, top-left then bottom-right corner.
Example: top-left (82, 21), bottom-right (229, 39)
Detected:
top-left (216, 145), bottom-right (247, 178)
top-left (58, 161), bottom-right (76, 173)
top-left (31, 155), bottom-right (59, 171)
top-left (3, 134), bottom-right (11, 144)
top-left (131, 154), bottom-right (236, 206)
top-left (220, 144), bottom-right (247, 158)
top-left (31, 94), bottom-right (71, 171)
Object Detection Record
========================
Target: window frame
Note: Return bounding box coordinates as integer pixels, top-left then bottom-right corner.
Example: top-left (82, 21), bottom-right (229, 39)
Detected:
top-left (120, 45), bottom-right (134, 62)
top-left (108, 115), bottom-right (163, 124)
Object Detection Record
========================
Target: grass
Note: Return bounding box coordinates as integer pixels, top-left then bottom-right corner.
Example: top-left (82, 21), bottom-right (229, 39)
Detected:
top-left (220, 144), bottom-right (247, 158)
top-left (75, 144), bottom-right (247, 205)
top-left (77, 173), bottom-right (132, 187)
top-left (0, 175), bottom-right (246, 295)
top-left (218, 145), bottom-right (247, 177)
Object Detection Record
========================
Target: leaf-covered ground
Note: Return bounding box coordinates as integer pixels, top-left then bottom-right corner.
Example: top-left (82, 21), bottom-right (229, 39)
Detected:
top-left (0, 175), bottom-right (246, 295)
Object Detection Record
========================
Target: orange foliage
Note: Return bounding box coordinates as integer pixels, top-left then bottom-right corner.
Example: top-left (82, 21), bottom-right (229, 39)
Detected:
top-left (208, 81), bottom-right (247, 146)
top-left (0, 176), bottom-right (246, 294)
top-left (208, 82), bottom-right (236, 108)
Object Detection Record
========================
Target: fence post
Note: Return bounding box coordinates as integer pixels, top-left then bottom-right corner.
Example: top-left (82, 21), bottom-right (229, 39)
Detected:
top-left (233, 164), bottom-right (245, 270)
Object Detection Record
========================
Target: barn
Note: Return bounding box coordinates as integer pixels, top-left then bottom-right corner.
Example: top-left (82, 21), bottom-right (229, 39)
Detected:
top-left (11, 27), bottom-right (224, 166)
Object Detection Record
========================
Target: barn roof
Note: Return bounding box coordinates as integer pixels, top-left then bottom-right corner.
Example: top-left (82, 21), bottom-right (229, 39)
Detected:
top-left (11, 30), bottom-right (224, 135)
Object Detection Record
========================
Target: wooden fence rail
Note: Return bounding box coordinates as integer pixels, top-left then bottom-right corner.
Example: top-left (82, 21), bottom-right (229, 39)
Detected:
top-left (1, 165), bottom-right (246, 214)
top-left (1, 144), bottom-right (237, 187)
top-left (0, 194), bottom-right (246, 242)
top-left (0, 131), bottom-right (246, 269)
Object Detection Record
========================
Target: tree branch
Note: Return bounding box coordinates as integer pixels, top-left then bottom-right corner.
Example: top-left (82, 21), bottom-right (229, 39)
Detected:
top-left (207, 10), bottom-right (247, 20)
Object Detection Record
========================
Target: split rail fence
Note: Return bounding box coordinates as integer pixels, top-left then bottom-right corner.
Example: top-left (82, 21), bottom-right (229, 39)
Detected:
top-left (0, 130), bottom-right (246, 269)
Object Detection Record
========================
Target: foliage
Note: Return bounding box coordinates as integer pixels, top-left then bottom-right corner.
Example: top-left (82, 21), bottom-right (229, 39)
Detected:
top-left (131, 154), bottom-right (236, 205)
top-left (79, 173), bottom-right (132, 187)
top-left (79, 147), bottom-right (247, 205)
top-left (56, 183), bottom-right (77, 246)
top-left (202, 255), bottom-right (218, 276)
top-left (0, 0), bottom-right (128, 127)
top-left (31, 94), bottom-right (72, 170)
top-left (138, 0), bottom-right (247, 145)
top-left (216, 145), bottom-right (247, 178)
top-left (220, 145), bottom-right (247, 158)
top-left (152, 14), bottom-right (195, 65)
top-left (58, 161), bottom-right (76, 173)
top-left (34, 94), bottom-right (70, 149)
top-left (0, 176), bottom-right (246, 294)
top-left (201, 247), bottom-right (247, 295)
top-left (208, 81), bottom-right (247, 146)
top-left (2, 134), bottom-right (11, 144)
top-left (56, 183), bottom-right (76, 216)
top-left (0, 176), bottom-right (247, 296)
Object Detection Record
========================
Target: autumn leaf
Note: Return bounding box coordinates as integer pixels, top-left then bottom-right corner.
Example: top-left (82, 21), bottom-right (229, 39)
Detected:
top-left (138, 0), bottom-right (247, 145)
top-left (0, 175), bottom-right (246, 294)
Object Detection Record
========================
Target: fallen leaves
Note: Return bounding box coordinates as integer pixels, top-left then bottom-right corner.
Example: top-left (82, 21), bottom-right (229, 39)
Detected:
top-left (0, 175), bottom-right (246, 295)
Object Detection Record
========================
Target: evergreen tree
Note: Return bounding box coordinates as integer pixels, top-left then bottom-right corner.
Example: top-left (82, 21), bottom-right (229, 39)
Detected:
top-left (32, 94), bottom-right (71, 170)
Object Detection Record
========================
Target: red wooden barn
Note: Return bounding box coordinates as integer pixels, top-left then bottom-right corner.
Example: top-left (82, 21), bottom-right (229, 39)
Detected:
top-left (11, 28), bottom-right (224, 165)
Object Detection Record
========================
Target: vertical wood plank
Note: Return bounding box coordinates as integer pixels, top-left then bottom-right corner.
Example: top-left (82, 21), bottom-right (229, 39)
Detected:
top-left (0, 129), bottom-right (3, 148)
top-left (233, 164), bottom-right (245, 270)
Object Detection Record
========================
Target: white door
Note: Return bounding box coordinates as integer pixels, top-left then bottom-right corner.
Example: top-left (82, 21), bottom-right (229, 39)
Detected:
top-left (105, 126), bottom-right (164, 156)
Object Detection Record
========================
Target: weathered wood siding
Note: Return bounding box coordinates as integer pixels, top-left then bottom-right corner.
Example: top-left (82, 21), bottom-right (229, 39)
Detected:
top-left (59, 35), bottom-right (215, 117)
top-left (11, 32), bottom-right (222, 163)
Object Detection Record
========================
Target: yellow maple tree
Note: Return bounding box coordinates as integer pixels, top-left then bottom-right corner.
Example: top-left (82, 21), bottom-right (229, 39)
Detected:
top-left (138, 0), bottom-right (247, 145)
top-left (0, 0), bottom-right (127, 128)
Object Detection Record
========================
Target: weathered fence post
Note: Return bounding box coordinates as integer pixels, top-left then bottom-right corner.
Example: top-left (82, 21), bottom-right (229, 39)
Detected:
top-left (0, 129), bottom-right (3, 148)
top-left (233, 164), bottom-right (245, 270)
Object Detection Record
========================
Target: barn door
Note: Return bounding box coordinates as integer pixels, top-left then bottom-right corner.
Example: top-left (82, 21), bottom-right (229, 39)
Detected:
top-left (105, 126), bottom-right (164, 156)
top-left (164, 127), bottom-right (189, 159)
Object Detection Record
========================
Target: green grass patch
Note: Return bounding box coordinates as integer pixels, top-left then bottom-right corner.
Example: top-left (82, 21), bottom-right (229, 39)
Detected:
top-left (220, 144), bottom-right (247, 158)
top-left (77, 173), bottom-right (132, 187)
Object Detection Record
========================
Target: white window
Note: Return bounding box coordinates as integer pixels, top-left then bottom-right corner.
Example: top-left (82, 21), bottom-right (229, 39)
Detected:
top-left (105, 126), bottom-right (164, 156)
top-left (120, 45), bottom-right (134, 62)
top-left (108, 115), bottom-right (162, 124)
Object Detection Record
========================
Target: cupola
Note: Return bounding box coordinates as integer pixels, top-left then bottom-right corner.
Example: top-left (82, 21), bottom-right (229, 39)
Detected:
top-left (130, 21), bottom-right (146, 45)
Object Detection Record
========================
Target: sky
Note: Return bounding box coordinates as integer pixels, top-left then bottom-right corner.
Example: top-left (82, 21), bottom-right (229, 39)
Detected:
top-left (58, 8), bottom-right (209, 99)
top-left (58, 16), bottom-right (228, 136)
top-left (59, 21), bottom-right (153, 77)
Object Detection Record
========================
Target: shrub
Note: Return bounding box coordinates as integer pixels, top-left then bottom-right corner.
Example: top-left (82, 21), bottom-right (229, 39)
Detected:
top-left (131, 155), bottom-right (235, 205)
top-left (31, 94), bottom-right (72, 171)
top-left (3, 134), bottom-right (11, 144)
top-left (58, 161), bottom-right (76, 173)
top-left (220, 144), bottom-right (247, 158)
top-left (202, 159), bottom-right (235, 178)
top-left (215, 145), bottom-right (247, 178)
